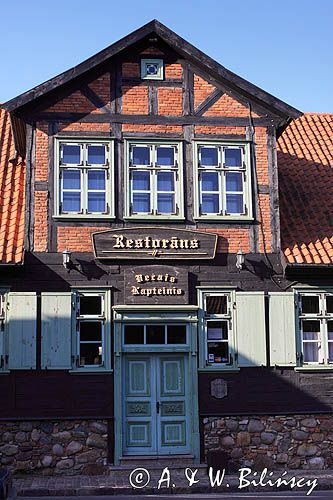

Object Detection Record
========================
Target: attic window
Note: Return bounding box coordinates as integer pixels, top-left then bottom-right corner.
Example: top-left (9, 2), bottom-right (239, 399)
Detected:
top-left (141, 59), bottom-right (163, 80)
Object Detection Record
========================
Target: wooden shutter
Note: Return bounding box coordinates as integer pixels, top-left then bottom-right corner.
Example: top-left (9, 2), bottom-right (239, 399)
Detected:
top-left (269, 292), bottom-right (296, 366)
top-left (236, 291), bottom-right (266, 367)
top-left (41, 292), bottom-right (73, 369)
top-left (8, 292), bottom-right (37, 370)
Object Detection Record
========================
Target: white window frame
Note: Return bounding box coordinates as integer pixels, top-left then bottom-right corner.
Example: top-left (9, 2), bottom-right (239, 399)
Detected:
top-left (140, 59), bottom-right (164, 80)
top-left (71, 290), bottom-right (111, 372)
top-left (54, 139), bottom-right (115, 219)
top-left (198, 288), bottom-right (237, 370)
top-left (193, 141), bottom-right (253, 221)
top-left (124, 140), bottom-right (184, 220)
top-left (297, 291), bottom-right (333, 366)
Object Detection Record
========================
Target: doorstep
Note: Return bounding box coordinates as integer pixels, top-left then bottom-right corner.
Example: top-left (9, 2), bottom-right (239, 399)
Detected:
top-left (13, 469), bottom-right (333, 496)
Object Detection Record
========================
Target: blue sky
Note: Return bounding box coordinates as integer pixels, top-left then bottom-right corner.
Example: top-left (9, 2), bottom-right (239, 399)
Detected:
top-left (1, 0), bottom-right (332, 112)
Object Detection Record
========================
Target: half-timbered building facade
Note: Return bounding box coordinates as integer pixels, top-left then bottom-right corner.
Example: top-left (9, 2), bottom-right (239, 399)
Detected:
top-left (1, 20), bottom-right (333, 473)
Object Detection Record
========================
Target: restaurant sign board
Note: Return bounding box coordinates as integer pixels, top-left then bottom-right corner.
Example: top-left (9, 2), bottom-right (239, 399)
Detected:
top-left (92, 227), bottom-right (217, 260)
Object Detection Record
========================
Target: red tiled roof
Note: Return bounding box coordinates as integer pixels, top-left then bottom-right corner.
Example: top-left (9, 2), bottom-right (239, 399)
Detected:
top-left (278, 113), bottom-right (333, 265)
top-left (0, 108), bottom-right (25, 264)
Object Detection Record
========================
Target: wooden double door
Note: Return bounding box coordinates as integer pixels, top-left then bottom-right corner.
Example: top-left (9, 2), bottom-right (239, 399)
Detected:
top-left (123, 353), bottom-right (190, 455)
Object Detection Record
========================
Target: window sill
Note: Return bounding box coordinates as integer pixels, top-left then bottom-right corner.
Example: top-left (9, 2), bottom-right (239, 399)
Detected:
top-left (0, 370), bottom-right (10, 375)
top-left (123, 216), bottom-right (185, 222)
top-left (198, 367), bottom-right (240, 373)
top-left (294, 366), bottom-right (333, 372)
top-left (69, 369), bottom-right (113, 375)
top-left (53, 215), bottom-right (115, 221)
top-left (194, 216), bottom-right (254, 223)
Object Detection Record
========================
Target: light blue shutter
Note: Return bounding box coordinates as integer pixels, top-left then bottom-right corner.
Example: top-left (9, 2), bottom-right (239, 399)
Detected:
top-left (41, 292), bottom-right (73, 369)
top-left (269, 292), bottom-right (296, 366)
top-left (236, 291), bottom-right (266, 367)
top-left (8, 292), bottom-right (37, 369)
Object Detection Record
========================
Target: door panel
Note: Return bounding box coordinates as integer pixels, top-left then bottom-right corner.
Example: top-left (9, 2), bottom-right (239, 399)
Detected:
top-left (123, 356), bottom-right (156, 454)
top-left (157, 355), bottom-right (189, 454)
top-left (123, 354), bottom-right (190, 455)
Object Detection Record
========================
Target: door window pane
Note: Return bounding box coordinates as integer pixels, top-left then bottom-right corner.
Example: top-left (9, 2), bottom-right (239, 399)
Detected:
top-left (226, 194), bottom-right (243, 214)
top-left (226, 172), bottom-right (243, 191)
top-left (87, 145), bottom-right (106, 165)
top-left (167, 325), bottom-right (186, 344)
top-left (132, 146), bottom-right (150, 165)
top-left (224, 148), bottom-right (242, 167)
top-left (301, 295), bottom-right (320, 314)
top-left (157, 171), bottom-right (174, 191)
top-left (206, 295), bottom-right (228, 315)
top-left (146, 325), bottom-right (165, 344)
top-left (201, 172), bottom-right (218, 191)
top-left (124, 325), bottom-right (144, 344)
top-left (157, 147), bottom-right (174, 166)
top-left (200, 147), bottom-right (218, 167)
top-left (202, 194), bottom-right (219, 214)
top-left (62, 144), bottom-right (81, 164)
top-left (157, 193), bottom-right (174, 214)
top-left (133, 193), bottom-right (150, 213)
top-left (80, 295), bottom-right (102, 315)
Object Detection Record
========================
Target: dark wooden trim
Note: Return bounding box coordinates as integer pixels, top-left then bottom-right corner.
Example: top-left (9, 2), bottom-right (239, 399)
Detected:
top-left (247, 126), bottom-right (260, 253)
top-left (148, 86), bottom-right (158, 115)
top-left (25, 123), bottom-right (35, 251)
top-left (122, 77), bottom-right (183, 87)
top-left (267, 126), bottom-right (280, 253)
top-left (56, 130), bottom-right (114, 138)
top-left (34, 181), bottom-right (48, 191)
top-left (258, 184), bottom-right (270, 194)
top-left (194, 88), bottom-right (224, 116)
top-left (47, 123), bottom-right (56, 252)
top-left (123, 132), bottom-right (182, 139)
top-left (182, 63), bottom-right (194, 116)
top-left (32, 112), bottom-right (277, 126)
top-left (194, 133), bottom-right (247, 141)
top-left (81, 85), bottom-right (110, 112)
top-left (183, 124), bottom-right (194, 221)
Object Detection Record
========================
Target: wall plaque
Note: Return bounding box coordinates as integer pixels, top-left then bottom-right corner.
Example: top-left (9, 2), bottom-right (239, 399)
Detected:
top-left (124, 265), bottom-right (189, 305)
top-left (92, 227), bottom-right (217, 260)
top-left (210, 379), bottom-right (228, 399)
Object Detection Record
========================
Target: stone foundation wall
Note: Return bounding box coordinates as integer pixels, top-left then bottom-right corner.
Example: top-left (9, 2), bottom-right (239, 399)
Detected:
top-left (0, 420), bottom-right (108, 475)
top-left (204, 415), bottom-right (333, 471)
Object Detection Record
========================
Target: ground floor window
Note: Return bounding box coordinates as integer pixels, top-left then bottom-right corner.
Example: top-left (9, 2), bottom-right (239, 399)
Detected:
top-left (299, 292), bottom-right (333, 365)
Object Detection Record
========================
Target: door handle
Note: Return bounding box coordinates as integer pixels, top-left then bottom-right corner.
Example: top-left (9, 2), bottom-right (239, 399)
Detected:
top-left (156, 401), bottom-right (160, 414)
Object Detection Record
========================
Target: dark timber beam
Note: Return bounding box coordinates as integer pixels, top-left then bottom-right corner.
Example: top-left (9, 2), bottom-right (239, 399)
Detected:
top-left (194, 89), bottom-right (224, 116)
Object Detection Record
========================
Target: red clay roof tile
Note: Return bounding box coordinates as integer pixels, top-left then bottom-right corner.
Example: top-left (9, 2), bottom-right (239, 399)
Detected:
top-left (278, 113), bottom-right (333, 265)
top-left (0, 108), bottom-right (25, 264)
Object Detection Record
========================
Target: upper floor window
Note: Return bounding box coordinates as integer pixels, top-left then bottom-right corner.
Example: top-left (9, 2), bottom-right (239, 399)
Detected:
top-left (140, 59), bottom-right (164, 80)
top-left (194, 143), bottom-right (252, 220)
top-left (125, 141), bottom-right (184, 219)
top-left (55, 140), bottom-right (114, 218)
top-left (298, 292), bottom-right (333, 365)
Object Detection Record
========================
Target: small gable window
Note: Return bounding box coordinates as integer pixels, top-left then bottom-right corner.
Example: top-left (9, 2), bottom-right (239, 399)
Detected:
top-left (141, 59), bottom-right (164, 80)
